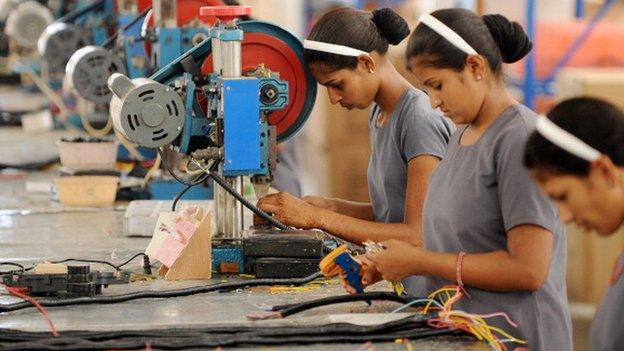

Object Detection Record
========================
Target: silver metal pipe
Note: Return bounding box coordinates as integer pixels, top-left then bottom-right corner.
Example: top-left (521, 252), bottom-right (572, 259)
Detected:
top-left (220, 40), bottom-right (241, 78)
top-left (211, 38), bottom-right (222, 76)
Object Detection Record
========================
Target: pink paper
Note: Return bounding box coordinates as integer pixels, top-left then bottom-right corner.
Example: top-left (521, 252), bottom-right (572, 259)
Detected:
top-left (174, 218), bottom-right (197, 243)
top-left (153, 236), bottom-right (186, 268)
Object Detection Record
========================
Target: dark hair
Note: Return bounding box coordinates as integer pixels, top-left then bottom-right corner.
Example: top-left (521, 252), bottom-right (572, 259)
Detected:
top-left (405, 9), bottom-right (532, 75)
top-left (524, 97), bottom-right (624, 176)
top-left (304, 7), bottom-right (410, 70)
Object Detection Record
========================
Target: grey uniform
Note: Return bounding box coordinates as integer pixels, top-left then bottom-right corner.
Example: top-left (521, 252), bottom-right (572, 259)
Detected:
top-left (272, 139), bottom-right (302, 197)
top-left (590, 252), bottom-right (624, 351)
top-left (367, 88), bottom-right (454, 296)
top-left (421, 105), bottom-right (572, 351)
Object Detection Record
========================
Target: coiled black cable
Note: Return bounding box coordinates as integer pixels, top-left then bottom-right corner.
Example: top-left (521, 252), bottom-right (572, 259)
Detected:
top-left (0, 315), bottom-right (465, 350)
top-left (0, 272), bottom-right (322, 313)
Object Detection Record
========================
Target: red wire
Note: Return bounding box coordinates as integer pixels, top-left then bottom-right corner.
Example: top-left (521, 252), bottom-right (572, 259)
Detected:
top-left (5, 286), bottom-right (59, 337)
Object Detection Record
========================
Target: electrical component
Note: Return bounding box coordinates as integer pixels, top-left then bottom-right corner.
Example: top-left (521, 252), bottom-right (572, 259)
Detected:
top-left (2, 264), bottom-right (130, 297)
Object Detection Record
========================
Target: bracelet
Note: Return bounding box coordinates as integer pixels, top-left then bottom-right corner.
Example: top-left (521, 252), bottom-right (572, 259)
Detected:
top-left (456, 251), bottom-right (467, 290)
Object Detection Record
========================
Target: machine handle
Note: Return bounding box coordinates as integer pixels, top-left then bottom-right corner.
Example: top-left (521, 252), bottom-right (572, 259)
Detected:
top-left (199, 5), bottom-right (252, 22)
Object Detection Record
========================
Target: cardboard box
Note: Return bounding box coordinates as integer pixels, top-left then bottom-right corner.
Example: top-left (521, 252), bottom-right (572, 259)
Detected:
top-left (556, 68), bottom-right (624, 109)
top-left (566, 225), bottom-right (624, 304)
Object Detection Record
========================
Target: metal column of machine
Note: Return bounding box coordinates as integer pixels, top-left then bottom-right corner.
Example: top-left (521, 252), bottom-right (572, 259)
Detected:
top-left (205, 6), bottom-right (248, 240)
top-left (107, 5), bottom-right (318, 274)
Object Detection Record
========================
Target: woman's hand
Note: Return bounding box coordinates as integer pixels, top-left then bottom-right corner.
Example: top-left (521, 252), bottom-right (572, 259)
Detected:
top-left (368, 239), bottom-right (422, 282)
top-left (256, 192), bottom-right (322, 229)
top-left (340, 255), bottom-right (383, 294)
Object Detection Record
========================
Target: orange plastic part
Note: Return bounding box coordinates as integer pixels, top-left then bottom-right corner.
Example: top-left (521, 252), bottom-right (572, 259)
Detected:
top-left (319, 245), bottom-right (348, 278)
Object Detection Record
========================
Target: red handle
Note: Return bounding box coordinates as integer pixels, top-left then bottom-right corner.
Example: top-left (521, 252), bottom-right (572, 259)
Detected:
top-left (200, 5), bottom-right (251, 22)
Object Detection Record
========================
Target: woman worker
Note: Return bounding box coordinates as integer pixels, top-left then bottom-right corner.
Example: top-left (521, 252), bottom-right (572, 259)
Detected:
top-left (345, 9), bottom-right (572, 351)
top-left (524, 97), bottom-right (624, 351)
top-left (257, 7), bottom-right (454, 253)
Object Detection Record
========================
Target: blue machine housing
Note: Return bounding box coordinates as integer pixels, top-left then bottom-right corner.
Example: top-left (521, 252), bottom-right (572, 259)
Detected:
top-left (220, 77), bottom-right (268, 177)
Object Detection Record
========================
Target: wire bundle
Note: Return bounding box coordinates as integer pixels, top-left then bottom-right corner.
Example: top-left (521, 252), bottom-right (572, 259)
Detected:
top-left (420, 286), bottom-right (527, 351)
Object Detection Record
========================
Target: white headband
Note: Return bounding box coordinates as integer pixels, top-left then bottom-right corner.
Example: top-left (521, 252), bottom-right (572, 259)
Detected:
top-left (535, 115), bottom-right (601, 162)
top-left (418, 14), bottom-right (477, 55)
top-left (303, 40), bottom-right (370, 57)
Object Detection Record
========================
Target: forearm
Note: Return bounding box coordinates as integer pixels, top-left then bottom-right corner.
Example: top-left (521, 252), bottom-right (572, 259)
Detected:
top-left (415, 250), bottom-right (545, 292)
top-left (316, 209), bottom-right (422, 246)
top-left (329, 198), bottom-right (375, 221)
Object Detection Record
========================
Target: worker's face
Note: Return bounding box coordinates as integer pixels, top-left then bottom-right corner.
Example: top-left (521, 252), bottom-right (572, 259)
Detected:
top-left (408, 56), bottom-right (486, 125)
top-left (309, 62), bottom-right (378, 110)
top-left (532, 165), bottom-right (624, 236)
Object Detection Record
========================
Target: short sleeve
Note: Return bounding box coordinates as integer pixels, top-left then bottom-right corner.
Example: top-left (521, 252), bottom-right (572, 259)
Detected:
top-left (495, 121), bottom-right (559, 233)
top-left (398, 96), bottom-right (454, 162)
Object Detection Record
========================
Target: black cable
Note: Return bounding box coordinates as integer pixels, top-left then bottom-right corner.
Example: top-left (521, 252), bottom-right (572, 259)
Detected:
top-left (46, 259), bottom-right (118, 271)
top-left (158, 147), bottom-right (289, 229)
top-left (101, 6), bottom-right (152, 49)
top-left (0, 316), bottom-right (465, 350)
top-left (0, 263), bottom-right (25, 275)
top-left (210, 170), bottom-right (291, 230)
top-left (0, 272), bottom-right (322, 313)
top-left (56, 0), bottom-right (106, 24)
top-left (269, 291), bottom-right (426, 318)
top-left (109, 253), bottom-right (148, 271)
top-left (171, 183), bottom-right (194, 212)
top-left (170, 159), bottom-right (217, 212)
top-left (1, 253), bottom-right (149, 275)
top-left (190, 159), bottom-right (291, 230)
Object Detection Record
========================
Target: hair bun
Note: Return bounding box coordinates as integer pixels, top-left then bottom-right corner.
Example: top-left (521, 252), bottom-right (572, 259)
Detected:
top-left (371, 7), bottom-right (410, 45)
top-left (482, 14), bottom-right (532, 63)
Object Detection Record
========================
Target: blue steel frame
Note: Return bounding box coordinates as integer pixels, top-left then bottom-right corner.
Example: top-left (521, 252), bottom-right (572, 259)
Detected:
top-left (522, 0), bottom-right (618, 109)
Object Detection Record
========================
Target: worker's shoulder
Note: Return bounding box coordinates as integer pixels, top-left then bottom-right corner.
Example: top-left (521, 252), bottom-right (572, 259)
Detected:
top-left (396, 88), bottom-right (452, 133)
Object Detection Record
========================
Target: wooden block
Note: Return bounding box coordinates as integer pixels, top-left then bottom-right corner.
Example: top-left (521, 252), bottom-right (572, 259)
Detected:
top-left (157, 208), bottom-right (213, 281)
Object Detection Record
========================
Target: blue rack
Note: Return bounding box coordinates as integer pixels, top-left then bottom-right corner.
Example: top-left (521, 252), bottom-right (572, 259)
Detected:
top-left (522, 0), bottom-right (618, 109)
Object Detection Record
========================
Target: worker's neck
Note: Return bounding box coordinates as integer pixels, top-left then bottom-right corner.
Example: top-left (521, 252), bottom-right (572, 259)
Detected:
top-left (374, 61), bottom-right (411, 114)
